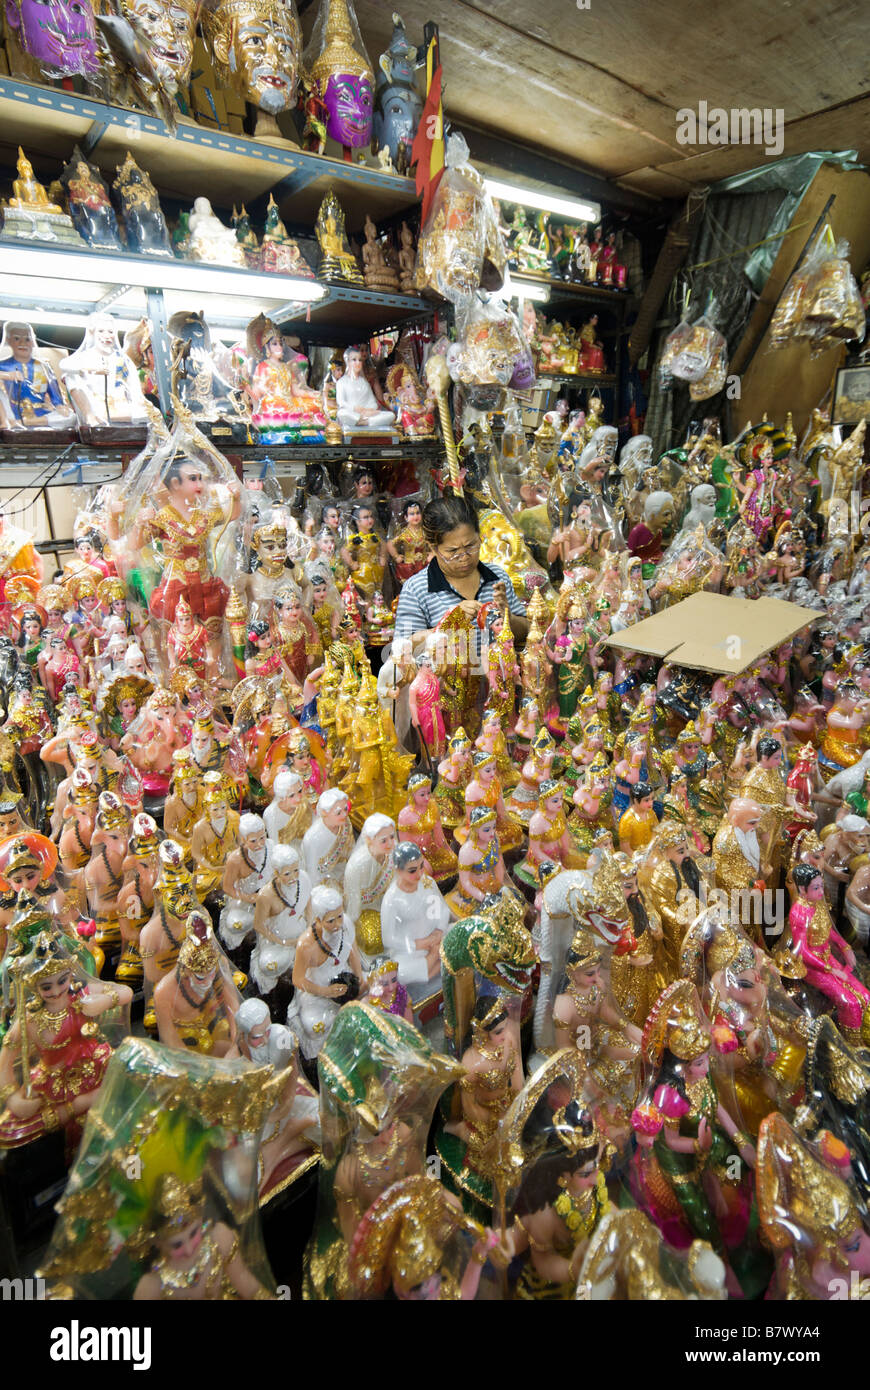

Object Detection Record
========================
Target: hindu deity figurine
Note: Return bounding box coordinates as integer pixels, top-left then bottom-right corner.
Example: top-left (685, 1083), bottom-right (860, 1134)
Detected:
top-left (167, 311), bottom-right (244, 425)
top-left (340, 502), bottom-right (387, 604)
top-left (188, 772), bottom-right (238, 905)
top-left (515, 779), bottom-right (582, 889)
top-left (386, 500), bottom-right (429, 583)
top-left (335, 346), bottom-right (396, 432)
top-left (544, 588), bottom-right (592, 731)
top-left (445, 807), bottom-right (521, 920)
top-left (434, 727), bottom-right (474, 831)
top-left (234, 1000), bottom-right (319, 1196)
top-left (57, 769), bottom-right (97, 887)
top-left (315, 191), bottom-right (365, 284)
top-left (629, 981), bottom-right (762, 1296)
top-left (83, 790), bottom-right (131, 952)
top-left (567, 762), bottom-right (614, 862)
top-left (289, 883), bottom-right (362, 1059)
top-left (119, 687), bottom-right (188, 801)
top-left (263, 768), bottom-right (312, 851)
top-left (165, 595), bottom-right (212, 684)
top-left (0, 320), bottom-right (75, 430)
top-left (115, 811), bottom-right (160, 985)
top-left (378, 841), bottom-right (451, 991)
top-left (789, 864), bottom-right (870, 1044)
top-left (246, 315), bottom-right (327, 442)
top-left (485, 606), bottom-right (521, 732)
top-left (112, 152), bottom-right (172, 256)
top-left (755, 1112), bottom-right (870, 1300)
top-left (385, 363), bottom-right (435, 437)
top-left (302, 787), bottom-right (354, 887)
top-left (0, 931), bottom-right (131, 1153)
top-left (455, 750), bottom-right (524, 855)
top-left (154, 913), bottom-right (240, 1057)
top-left (397, 772), bottom-right (458, 883)
top-left (508, 727), bottom-right (558, 830)
top-left (638, 820), bottom-right (709, 982)
top-left (342, 674), bottom-right (414, 825)
top-left (62, 152), bottom-right (121, 249)
top-left (202, 0), bottom-right (302, 138)
top-left (407, 653), bottom-right (445, 758)
top-left (617, 780), bottom-right (658, 854)
top-left (303, 0), bottom-right (374, 158)
top-left (476, 704), bottom-right (519, 791)
top-left (139, 840), bottom-right (198, 1000)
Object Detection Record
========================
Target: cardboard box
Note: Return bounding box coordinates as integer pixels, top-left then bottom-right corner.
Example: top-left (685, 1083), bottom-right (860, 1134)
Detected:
top-left (605, 591), bottom-right (818, 675)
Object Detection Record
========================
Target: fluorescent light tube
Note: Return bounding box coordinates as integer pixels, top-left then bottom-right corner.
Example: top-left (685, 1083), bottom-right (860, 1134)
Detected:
top-left (484, 178), bottom-right (599, 223)
top-left (0, 245), bottom-right (326, 302)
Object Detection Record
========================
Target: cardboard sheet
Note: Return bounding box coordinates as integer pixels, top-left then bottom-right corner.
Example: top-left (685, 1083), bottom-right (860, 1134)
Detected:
top-left (605, 592), bottom-right (818, 675)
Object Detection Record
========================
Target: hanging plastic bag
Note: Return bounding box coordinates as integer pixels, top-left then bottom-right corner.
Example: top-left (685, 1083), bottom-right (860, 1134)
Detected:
top-left (770, 224), bottom-right (865, 355)
top-left (416, 133), bottom-right (507, 308)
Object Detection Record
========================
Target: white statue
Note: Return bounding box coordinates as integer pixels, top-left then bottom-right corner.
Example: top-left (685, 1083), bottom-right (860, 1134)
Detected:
top-left (219, 812), bottom-right (273, 950)
top-left (380, 842), bottom-right (452, 985)
top-left (187, 196), bottom-right (247, 268)
top-left (232, 1000), bottom-right (320, 1198)
top-left (302, 787), bottom-right (355, 886)
top-left (289, 884), bottom-right (362, 1059)
top-left (60, 314), bottom-right (148, 427)
top-left (343, 812), bottom-right (398, 964)
top-left (335, 346), bottom-right (396, 432)
top-left (264, 769), bottom-right (313, 851)
top-left (250, 844), bottom-right (312, 995)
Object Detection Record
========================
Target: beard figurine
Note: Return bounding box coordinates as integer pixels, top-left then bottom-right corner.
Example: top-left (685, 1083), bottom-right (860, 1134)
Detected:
top-left (202, 0), bottom-right (303, 141)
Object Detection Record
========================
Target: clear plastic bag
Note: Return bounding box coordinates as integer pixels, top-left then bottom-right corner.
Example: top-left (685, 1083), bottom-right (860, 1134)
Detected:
top-left (770, 225), bottom-right (866, 355)
top-left (5, 0), bottom-right (100, 82)
top-left (447, 296), bottom-right (530, 388)
top-left (415, 133), bottom-right (507, 307)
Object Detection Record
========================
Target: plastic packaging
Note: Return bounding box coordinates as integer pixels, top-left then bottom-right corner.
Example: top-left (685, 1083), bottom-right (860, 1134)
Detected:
top-left (39, 1037), bottom-right (279, 1299)
top-left (660, 305), bottom-right (728, 388)
top-left (60, 148), bottom-right (123, 251)
top-left (447, 296), bottom-right (530, 390)
top-left (5, 0), bottom-right (100, 82)
top-left (770, 225), bottom-right (866, 356)
top-left (415, 133), bottom-right (507, 308)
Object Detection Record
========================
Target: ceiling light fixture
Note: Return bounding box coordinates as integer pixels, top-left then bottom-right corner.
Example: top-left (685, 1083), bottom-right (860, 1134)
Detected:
top-left (484, 177), bottom-right (599, 223)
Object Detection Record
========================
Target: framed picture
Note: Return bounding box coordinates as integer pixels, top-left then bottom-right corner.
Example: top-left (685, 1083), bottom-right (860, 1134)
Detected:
top-left (832, 365), bottom-right (870, 425)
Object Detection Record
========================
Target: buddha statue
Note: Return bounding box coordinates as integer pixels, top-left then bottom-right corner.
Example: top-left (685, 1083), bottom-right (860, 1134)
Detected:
top-left (260, 194), bottom-right (314, 276)
top-left (315, 190), bottom-right (365, 285)
top-left (361, 214), bottom-right (400, 292)
top-left (187, 197), bottom-right (247, 268)
top-left (1, 148), bottom-right (84, 247)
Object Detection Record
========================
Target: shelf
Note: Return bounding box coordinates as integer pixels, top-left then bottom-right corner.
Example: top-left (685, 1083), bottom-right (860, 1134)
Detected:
top-left (511, 273), bottom-right (631, 308)
top-left (0, 77), bottom-right (420, 231)
top-left (537, 373), bottom-right (618, 387)
top-left (281, 284), bottom-right (435, 342)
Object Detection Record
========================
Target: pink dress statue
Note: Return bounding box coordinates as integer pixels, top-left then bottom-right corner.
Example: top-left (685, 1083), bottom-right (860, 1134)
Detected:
top-left (408, 659), bottom-right (445, 757)
top-left (789, 870), bottom-right (870, 1040)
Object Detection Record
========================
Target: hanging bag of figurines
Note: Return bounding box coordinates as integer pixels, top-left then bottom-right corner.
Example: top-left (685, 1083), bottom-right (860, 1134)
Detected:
top-left (769, 223), bottom-right (865, 357)
top-left (415, 133), bottom-right (507, 311)
top-left (659, 297), bottom-right (728, 399)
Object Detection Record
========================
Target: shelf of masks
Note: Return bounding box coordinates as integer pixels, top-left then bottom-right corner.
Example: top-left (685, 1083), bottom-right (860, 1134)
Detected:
top-left (0, 77), bottom-right (421, 231)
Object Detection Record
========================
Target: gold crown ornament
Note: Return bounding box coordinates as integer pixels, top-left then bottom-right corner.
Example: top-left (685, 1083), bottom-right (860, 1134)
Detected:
top-left (178, 913), bottom-right (221, 974)
top-left (642, 980), bottom-right (711, 1066)
top-left (22, 930), bottom-right (74, 986)
top-left (150, 1174), bottom-right (206, 1235)
top-left (468, 806), bottom-right (497, 831)
top-left (202, 771), bottom-right (228, 807)
top-left (307, 0), bottom-right (373, 87)
top-left (568, 924), bottom-right (604, 970)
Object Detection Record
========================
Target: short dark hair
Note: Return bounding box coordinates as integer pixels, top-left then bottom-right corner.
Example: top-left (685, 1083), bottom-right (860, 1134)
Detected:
top-left (793, 862), bottom-right (821, 891)
top-left (757, 735), bottom-right (781, 761)
top-left (421, 495), bottom-right (479, 549)
top-left (631, 781), bottom-right (653, 802)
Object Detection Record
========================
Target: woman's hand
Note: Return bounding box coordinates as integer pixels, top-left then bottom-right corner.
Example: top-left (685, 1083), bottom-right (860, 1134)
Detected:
top-left (456, 599), bottom-right (481, 619)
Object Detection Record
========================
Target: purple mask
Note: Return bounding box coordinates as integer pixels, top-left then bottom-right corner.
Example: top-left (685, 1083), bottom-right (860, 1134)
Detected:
top-left (323, 72), bottom-right (373, 148)
top-left (509, 349), bottom-right (536, 391)
top-left (6, 0), bottom-right (99, 77)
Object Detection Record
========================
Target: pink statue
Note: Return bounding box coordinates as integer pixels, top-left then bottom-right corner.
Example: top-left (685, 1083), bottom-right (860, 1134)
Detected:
top-left (789, 864), bottom-right (870, 1045)
top-left (408, 654), bottom-right (445, 758)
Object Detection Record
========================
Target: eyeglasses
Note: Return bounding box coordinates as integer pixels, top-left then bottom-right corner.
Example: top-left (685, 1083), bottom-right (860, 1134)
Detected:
top-left (439, 540), bottom-right (480, 560)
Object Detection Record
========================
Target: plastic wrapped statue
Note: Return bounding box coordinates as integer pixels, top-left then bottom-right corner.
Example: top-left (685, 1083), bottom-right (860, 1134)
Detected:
top-left (335, 346), bottom-right (396, 432)
top-left (5, 0), bottom-right (99, 79)
top-left (112, 152), bottom-right (173, 256)
top-left (303, 0), bottom-right (374, 158)
top-left (169, 311), bottom-right (246, 424)
top-left (579, 1209), bottom-right (727, 1300)
top-left (61, 149), bottom-right (123, 250)
top-left (303, 1001), bottom-right (461, 1299)
top-left (0, 930), bottom-right (132, 1154)
top-left (202, 0), bottom-right (302, 138)
top-left (112, 405), bottom-right (245, 673)
top-left (0, 321), bottom-right (75, 430)
top-left (60, 315), bottom-right (148, 429)
top-left (0, 147), bottom-right (85, 247)
top-left (372, 12), bottom-right (422, 168)
top-left (186, 197), bottom-right (247, 267)
top-left (102, 0), bottom-right (199, 106)
top-left (39, 1037), bottom-right (279, 1299)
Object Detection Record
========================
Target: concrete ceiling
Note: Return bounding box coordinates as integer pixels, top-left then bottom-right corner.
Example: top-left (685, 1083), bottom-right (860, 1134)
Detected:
top-left (303, 0), bottom-right (870, 204)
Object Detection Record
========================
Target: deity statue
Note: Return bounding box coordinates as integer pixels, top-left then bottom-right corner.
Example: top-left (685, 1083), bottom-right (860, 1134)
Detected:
top-left (303, 0), bottom-right (374, 158)
top-left (60, 315), bottom-right (148, 428)
top-left (289, 883), bottom-right (362, 1059)
top-left (168, 311), bottom-right (245, 423)
top-left (112, 151), bottom-right (172, 255)
top-left (343, 812), bottom-right (397, 960)
top-left (361, 213), bottom-right (400, 292)
top-left (314, 191), bottom-right (365, 285)
top-left (0, 147), bottom-right (83, 246)
top-left (335, 346), bottom-right (396, 432)
top-left (0, 320), bottom-right (75, 430)
top-left (385, 363), bottom-right (435, 436)
top-left (186, 197), bottom-right (247, 267)
top-left (246, 315), bottom-right (327, 441)
top-left (260, 193), bottom-right (314, 275)
top-left (154, 914), bottom-right (240, 1057)
top-left (63, 153), bottom-right (122, 249)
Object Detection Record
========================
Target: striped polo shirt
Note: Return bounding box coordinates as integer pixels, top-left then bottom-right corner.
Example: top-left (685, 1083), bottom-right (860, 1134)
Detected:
top-left (394, 557), bottom-right (526, 660)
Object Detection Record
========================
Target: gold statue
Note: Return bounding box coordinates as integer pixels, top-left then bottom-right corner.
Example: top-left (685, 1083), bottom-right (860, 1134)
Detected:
top-left (8, 148), bottom-right (62, 212)
top-left (315, 191), bottom-right (365, 285)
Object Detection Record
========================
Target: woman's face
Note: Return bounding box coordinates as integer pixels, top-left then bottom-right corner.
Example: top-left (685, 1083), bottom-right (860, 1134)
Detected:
top-left (38, 969), bottom-right (72, 1009)
top-left (9, 865), bottom-right (42, 893)
top-left (405, 504), bottom-right (421, 526)
top-left (323, 507), bottom-right (339, 530)
top-left (686, 1052), bottom-right (710, 1080)
top-left (572, 963), bottom-right (601, 990)
top-left (357, 508), bottom-right (374, 533)
top-left (120, 697), bottom-right (137, 721)
top-left (312, 581), bottom-right (327, 605)
top-left (319, 535), bottom-right (336, 557)
top-left (436, 524), bottom-right (480, 580)
top-left (566, 1160), bottom-right (598, 1195)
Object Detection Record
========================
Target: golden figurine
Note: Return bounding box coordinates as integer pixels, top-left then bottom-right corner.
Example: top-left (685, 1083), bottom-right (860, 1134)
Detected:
top-left (9, 147), bottom-right (63, 212)
top-left (315, 191), bottom-right (365, 285)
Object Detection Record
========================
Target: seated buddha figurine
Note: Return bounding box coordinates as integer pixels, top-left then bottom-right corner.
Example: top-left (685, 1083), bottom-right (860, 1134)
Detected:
top-left (335, 347), bottom-right (396, 432)
top-left (9, 148), bottom-right (63, 212)
top-left (2, 149), bottom-right (83, 247)
top-left (315, 193), bottom-right (365, 286)
top-left (260, 194), bottom-right (314, 277)
top-left (246, 315), bottom-right (327, 440)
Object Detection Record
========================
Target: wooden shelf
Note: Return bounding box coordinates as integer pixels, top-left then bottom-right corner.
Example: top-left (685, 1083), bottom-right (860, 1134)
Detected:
top-left (537, 372), bottom-right (618, 387)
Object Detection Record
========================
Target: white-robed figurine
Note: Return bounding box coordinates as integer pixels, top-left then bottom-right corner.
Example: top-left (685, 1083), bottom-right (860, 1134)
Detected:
top-left (302, 787), bottom-right (355, 887)
top-left (380, 841), bottom-right (452, 985)
top-left (250, 844), bottom-right (312, 995)
top-left (289, 884), bottom-right (363, 1060)
top-left (343, 812), bottom-right (398, 964)
top-left (264, 769), bottom-right (313, 851)
top-left (220, 812), bottom-right (273, 950)
top-left (60, 313), bottom-right (148, 427)
top-left (335, 346), bottom-right (396, 432)
top-left (376, 635), bottom-right (417, 749)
